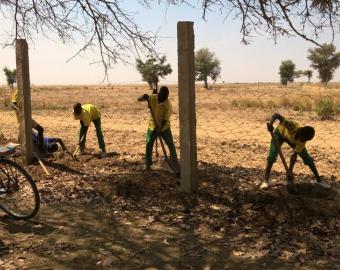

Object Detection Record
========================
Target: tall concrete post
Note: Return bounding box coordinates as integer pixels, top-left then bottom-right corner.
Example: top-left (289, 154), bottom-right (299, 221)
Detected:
top-left (16, 39), bottom-right (34, 164)
top-left (177, 21), bottom-right (197, 193)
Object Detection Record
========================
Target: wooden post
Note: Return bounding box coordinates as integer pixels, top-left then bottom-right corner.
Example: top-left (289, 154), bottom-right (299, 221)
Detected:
top-left (177, 21), bottom-right (197, 193)
top-left (16, 39), bottom-right (34, 164)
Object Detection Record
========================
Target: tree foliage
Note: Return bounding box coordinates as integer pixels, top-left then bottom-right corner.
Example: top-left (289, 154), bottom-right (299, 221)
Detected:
top-left (2, 67), bottom-right (16, 90)
top-left (136, 56), bottom-right (172, 91)
top-left (307, 44), bottom-right (340, 84)
top-left (195, 48), bottom-right (221, 89)
top-left (279, 60), bottom-right (295, 86)
top-left (303, 70), bottom-right (313, 83)
top-left (294, 70), bottom-right (304, 79)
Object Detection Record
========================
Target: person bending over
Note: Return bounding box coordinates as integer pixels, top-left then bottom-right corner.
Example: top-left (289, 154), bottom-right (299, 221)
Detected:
top-left (261, 113), bottom-right (331, 190)
top-left (73, 103), bottom-right (106, 156)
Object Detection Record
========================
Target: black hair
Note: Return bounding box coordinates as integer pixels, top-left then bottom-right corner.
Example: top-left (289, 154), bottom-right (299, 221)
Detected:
top-left (46, 142), bottom-right (59, 153)
top-left (158, 86), bottom-right (169, 103)
top-left (73, 102), bottom-right (82, 115)
top-left (299, 126), bottom-right (315, 141)
top-left (159, 86), bottom-right (169, 96)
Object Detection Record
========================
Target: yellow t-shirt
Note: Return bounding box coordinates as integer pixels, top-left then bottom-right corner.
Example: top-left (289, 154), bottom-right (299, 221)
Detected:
top-left (148, 94), bottom-right (172, 132)
top-left (276, 118), bottom-right (306, 153)
top-left (74, 104), bottom-right (101, 127)
top-left (10, 89), bottom-right (39, 126)
top-left (11, 90), bottom-right (18, 103)
top-left (10, 90), bottom-right (20, 122)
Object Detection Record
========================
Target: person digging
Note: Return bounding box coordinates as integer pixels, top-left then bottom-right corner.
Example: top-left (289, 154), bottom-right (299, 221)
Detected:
top-left (138, 86), bottom-right (180, 175)
top-left (260, 113), bottom-right (331, 190)
top-left (73, 103), bottom-right (106, 156)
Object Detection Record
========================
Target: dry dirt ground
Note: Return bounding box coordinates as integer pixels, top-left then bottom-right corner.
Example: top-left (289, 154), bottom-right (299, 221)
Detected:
top-left (0, 83), bottom-right (339, 270)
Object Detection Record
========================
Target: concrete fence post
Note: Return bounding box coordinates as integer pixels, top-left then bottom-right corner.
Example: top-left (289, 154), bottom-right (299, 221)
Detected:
top-left (177, 21), bottom-right (197, 193)
top-left (16, 39), bottom-right (34, 164)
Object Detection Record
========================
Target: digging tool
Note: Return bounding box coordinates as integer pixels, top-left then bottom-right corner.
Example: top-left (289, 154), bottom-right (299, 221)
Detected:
top-left (268, 127), bottom-right (294, 185)
top-left (33, 152), bottom-right (50, 176)
top-left (155, 137), bottom-right (159, 158)
top-left (146, 98), bottom-right (179, 174)
top-left (151, 88), bottom-right (160, 159)
top-left (73, 135), bottom-right (85, 158)
top-left (64, 148), bottom-right (75, 159)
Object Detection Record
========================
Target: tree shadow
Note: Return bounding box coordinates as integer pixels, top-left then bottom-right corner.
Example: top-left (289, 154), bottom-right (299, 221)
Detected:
top-left (43, 160), bottom-right (86, 175)
top-left (0, 215), bottom-right (55, 236)
top-left (1, 158), bottom-right (337, 269)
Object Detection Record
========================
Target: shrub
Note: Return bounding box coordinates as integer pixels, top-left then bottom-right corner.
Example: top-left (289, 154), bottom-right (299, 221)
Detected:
top-left (315, 97), bottom-right (336, 120)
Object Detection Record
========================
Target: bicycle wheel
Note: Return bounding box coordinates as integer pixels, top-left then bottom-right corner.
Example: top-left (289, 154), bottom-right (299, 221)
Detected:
top-left (0, 158), bottom-right (40, 219)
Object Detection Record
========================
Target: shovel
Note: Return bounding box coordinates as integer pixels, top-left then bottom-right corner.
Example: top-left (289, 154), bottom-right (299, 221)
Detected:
top-left (73, 135), bottom-right (85, 158)
top-left (146, 98), bottom-right (180, 175)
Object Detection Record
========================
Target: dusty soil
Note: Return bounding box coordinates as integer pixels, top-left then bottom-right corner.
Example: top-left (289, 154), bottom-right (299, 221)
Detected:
top-left (0, 83), bottom-right (339, 269)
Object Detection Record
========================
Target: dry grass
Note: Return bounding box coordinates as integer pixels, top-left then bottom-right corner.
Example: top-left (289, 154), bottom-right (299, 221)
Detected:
top-left (228, 84), bottom-right (340, 117)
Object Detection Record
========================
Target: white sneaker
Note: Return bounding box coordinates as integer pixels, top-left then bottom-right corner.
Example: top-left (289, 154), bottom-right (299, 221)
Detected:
top-left (260, 181), bottom-right (270, 190)
top-left (317, 181), bottom-right (331, 189)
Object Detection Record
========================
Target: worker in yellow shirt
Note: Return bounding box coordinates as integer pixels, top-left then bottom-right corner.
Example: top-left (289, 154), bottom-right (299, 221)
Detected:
top-left (261, 113), bottom-right (331, 190)
top-left (73, 103), bottom-right (106, 155)
top-left (138, 86), bottom-right (179, 171)
top-left (10, 89), bottom-right (45, 151)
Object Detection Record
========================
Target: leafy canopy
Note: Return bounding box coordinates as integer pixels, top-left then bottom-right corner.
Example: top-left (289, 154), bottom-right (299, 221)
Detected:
top-left (2, 67), bottom-right (16, 90)
top-left (195, 48), bottom-right (221, 88)
top-left (279, 60), bottom-right (295, 86)
top-left (307, 44), bottom-right (340, 84)
top-left (303, 70), bottom-right (313, 82)
top-left (136, 56), bottom-right (172, 90)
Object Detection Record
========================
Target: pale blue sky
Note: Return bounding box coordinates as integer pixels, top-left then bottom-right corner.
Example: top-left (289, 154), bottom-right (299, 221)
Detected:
top-left (0, 2), bottom-right (339, 85)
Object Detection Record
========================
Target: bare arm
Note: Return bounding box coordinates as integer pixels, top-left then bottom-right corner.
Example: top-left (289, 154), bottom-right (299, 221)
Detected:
top-left (269, 113), bottom-right (284, 125)
top-left (56, 138), bottom-right (66, 152)
top-left (137, 94), bottom-right (148, 101)
top-left (267, 113), bottom-right (284, 132)
top-left (11, 102), bottom-right (19, 112)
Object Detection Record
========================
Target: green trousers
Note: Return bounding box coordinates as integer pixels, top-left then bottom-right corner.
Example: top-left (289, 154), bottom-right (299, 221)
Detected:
top-left (267, 129), bottom-right (313, 166)
top-left (145, 128), bottom-right (178, 167)
top-left (79, 117), bottom-right (105, 150)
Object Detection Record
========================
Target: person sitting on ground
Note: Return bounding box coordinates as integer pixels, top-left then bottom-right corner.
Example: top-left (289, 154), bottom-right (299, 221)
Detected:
top-left (260, 113), bottom-right (331, 190)
top-left (10, 89), bottom-right (44, 150)
top-left (73, 103), bottom-right (106, 156)
top-left (137, 85), bottom-right (180, 172)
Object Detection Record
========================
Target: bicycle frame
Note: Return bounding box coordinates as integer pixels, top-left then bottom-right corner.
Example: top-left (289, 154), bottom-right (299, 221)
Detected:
top-left (0, 157), bottom-right (19, 194)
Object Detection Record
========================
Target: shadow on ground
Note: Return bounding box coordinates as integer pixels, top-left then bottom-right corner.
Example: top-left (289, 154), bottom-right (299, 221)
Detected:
top-left (0, 156), bottom-right (338, 269)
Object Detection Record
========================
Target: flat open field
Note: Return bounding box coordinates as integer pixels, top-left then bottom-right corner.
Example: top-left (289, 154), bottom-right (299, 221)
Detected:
top-left (0, 83), bottom-right (339, 269)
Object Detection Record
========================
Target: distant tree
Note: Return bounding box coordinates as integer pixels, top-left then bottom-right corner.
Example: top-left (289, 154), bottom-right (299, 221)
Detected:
top-left (3, 67), bottom-right (16, 90)
top-left (195, 48), bottom-right (221, 89)
top-left (307, 44), bottom-right (340, 85)
top-left (294, 70), bottom-right (304, 79)
top-left (303, 70), bottom-right (313, 83)
top-left (279, 60), bottom-right (296, 86)
top-left (136, 56), bottom-right (172, 91)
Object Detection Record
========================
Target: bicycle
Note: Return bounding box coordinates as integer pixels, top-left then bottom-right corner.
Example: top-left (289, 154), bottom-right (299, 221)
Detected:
top-left (0, 145), bottom-right (40, 219)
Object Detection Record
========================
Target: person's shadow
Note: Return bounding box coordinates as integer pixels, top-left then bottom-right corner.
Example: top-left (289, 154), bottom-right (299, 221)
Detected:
top-left (288, 182), bottom-right (337, 198)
